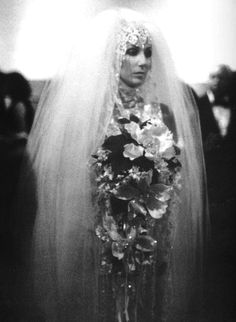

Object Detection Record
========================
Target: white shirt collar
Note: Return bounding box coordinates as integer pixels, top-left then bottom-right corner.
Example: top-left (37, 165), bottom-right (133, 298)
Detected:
top-left (206, 90), bottom-right (215, 104)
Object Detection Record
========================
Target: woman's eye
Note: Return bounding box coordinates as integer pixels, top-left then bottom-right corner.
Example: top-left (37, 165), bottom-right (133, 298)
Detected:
top-left (144, 47), bottom-right (152, 58)
top-left (125, 47), bottom-right (139, 56)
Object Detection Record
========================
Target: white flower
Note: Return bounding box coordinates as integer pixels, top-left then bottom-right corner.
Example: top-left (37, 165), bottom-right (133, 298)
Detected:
top-left (123, 143), bottom-right (144, 160)
top-left (112, 242), bottom-right (124, 259)
top-left (124, 121), bottom-right (141, 140)
top-left (141, 103), bottom-right (162, 123)
top-left (158, 130), bottom-right (174, 154)
top-left (148, 203), bottom-right (168, 219)
top-left (174, 172), bottom-right (182, 190)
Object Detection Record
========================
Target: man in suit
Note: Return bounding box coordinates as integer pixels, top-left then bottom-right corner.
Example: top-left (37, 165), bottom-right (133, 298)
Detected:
top-left (198, 64), bottom-right (233, 148)
top-left (197, 65), bottom-right (236, 321)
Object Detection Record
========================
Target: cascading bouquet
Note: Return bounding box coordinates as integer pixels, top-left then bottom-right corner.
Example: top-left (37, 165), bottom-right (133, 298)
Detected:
top-left (91, 100), bottom-right (181, 321)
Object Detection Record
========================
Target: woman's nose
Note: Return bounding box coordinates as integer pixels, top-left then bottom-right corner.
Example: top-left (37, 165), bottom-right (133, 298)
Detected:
top-left (137, 51), bottom-right (148, 67)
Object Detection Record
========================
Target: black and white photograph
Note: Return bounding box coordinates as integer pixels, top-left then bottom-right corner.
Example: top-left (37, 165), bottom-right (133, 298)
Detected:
top-left (0, 1), bottom-right (235, 321)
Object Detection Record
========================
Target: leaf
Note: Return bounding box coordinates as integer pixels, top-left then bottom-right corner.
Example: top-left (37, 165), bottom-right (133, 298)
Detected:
top-left (150, 184), bottom-right (171, 201)
top-left (135, 235), bottom-right (157, 252)
top-left (129, 200), bottom-right (147, 216)
top-left (114, 184), bottom-right (139, 200)
top-left (145, 195), bottom-right (163, 210)
top-left (136, 170), bottom-right (153, 191)
top-left (150, 183), bottom-right (169, 194)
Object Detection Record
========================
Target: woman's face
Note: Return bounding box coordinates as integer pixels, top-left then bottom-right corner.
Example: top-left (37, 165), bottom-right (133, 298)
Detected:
top-left (120, 42), bottom-right (152, 88)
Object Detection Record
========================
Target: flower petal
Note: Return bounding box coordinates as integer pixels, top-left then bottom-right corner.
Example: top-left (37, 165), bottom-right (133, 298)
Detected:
top-left (112, 242), bottom-right (124, 260)
top-left (123, 143), bottom-right (144, 160)
top-left (103, 216), bottom-right (121, 241)
top-left (124, 122), bottom-right (140, 140)
top-left (129, 200), bottom-right (147, 216)
top-left (150, 184), bottom-right (171, 201)
top-left (147, 200), bottom-right (168, 219)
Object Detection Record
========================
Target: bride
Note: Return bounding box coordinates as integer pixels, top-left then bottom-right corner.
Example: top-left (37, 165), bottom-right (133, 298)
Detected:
top-left (18, 7), bottom-right (207, 322)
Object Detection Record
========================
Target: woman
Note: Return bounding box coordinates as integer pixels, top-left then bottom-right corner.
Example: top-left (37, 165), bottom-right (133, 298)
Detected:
top-left (19, 8), bottom-right (207, 322)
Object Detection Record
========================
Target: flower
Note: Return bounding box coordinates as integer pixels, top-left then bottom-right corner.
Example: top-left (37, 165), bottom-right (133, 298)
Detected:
top-left (112, 242), bottom-right (125, 259)
top-left (137, 123), bottom-right (174, 155)
top-left (94, 148), bottom-right (111, 162)
top-left (123, 143), bottom-right (144, 160)
top-left (92, 99), bottom-right (181, 277)
top-left (135, 235), bottom-right (157, 252)
top-left (124, 121), bottom-right (141, 140)
top-left (158, 130), bottom-right (174, 154)
top-left (113, 170), bottom-right (172, 219)
top-left (173, 171), bottom-right (182, 190)
top-left (147, 202), bottom-right (168, 219)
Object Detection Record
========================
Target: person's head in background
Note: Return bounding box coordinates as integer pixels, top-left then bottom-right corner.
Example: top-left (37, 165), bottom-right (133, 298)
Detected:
top-left (2, 71), bottom-right (34, 132)
top-left (4, 72), bottom-right (32, 104)
top-left (0, 70), bottom-right (6, 96)
top-left (208, 64), bottom-right (232, 98)
top-left (0, 70), bottom-right (7, 111)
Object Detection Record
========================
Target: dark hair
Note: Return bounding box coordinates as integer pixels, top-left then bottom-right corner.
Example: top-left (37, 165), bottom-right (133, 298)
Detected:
top-left (0, 71), bottom-right (35, 131)
top-left (209, 64), bottom-right (232, 79)
top-left (5, 72), bottom-right (32, 101)
top-left (0, 70), bottom-right (6, 94)
top-left (0, 71), bottom-right (6, 112)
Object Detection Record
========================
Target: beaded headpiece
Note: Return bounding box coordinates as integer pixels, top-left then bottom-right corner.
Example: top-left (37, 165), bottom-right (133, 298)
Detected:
top-left (117, 21), bottom-right (152, 58)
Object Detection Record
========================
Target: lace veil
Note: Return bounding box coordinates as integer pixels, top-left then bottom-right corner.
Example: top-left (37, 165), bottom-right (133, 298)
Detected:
top-left (18, 5), bottom-right (208, 322)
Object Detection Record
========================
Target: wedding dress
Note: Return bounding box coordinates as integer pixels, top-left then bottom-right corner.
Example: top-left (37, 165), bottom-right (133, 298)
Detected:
top-left (17, 7), bottom-right (207, 322)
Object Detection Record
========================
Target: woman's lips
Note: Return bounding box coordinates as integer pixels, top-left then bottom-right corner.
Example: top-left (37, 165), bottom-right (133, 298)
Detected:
top-left (133, 72), bottom-right (146, 77)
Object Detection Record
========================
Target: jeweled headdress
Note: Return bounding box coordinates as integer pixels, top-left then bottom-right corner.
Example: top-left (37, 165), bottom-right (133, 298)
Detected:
top-left (115, 21), bottom-right (152, 82)
top-left (116, 21), bottom-right (152, 58)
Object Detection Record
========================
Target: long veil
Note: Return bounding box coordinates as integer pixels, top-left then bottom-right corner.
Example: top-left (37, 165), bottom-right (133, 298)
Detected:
top-left (16, 4), bottom-right (208, 322)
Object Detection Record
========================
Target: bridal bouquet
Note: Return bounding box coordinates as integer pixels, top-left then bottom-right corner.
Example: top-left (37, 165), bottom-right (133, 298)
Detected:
top-left (92, 103), bottom-right (181, 277)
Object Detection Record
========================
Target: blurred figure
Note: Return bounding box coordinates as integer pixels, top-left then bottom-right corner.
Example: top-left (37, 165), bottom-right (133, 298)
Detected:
top-left (198, 64), bottom-right (233, 149)
top-left (197, 64), bottom-right (235, 200)
top-left (208, 64), bottom-right (232, 105)
top-left (228, 70), bottom-right (236, 105)
top-left (226, 70), bottom-right (236, 143)
top-left (197, 64), bottom-right (236, 320)
top-left (1, 71), bottom-right (34, 137)
top-left (0, 70), bottom-right (34, 265)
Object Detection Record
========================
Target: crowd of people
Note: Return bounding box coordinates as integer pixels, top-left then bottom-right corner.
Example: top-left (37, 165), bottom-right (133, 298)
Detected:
top-left (0, 6), bottom-right (235, 322)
